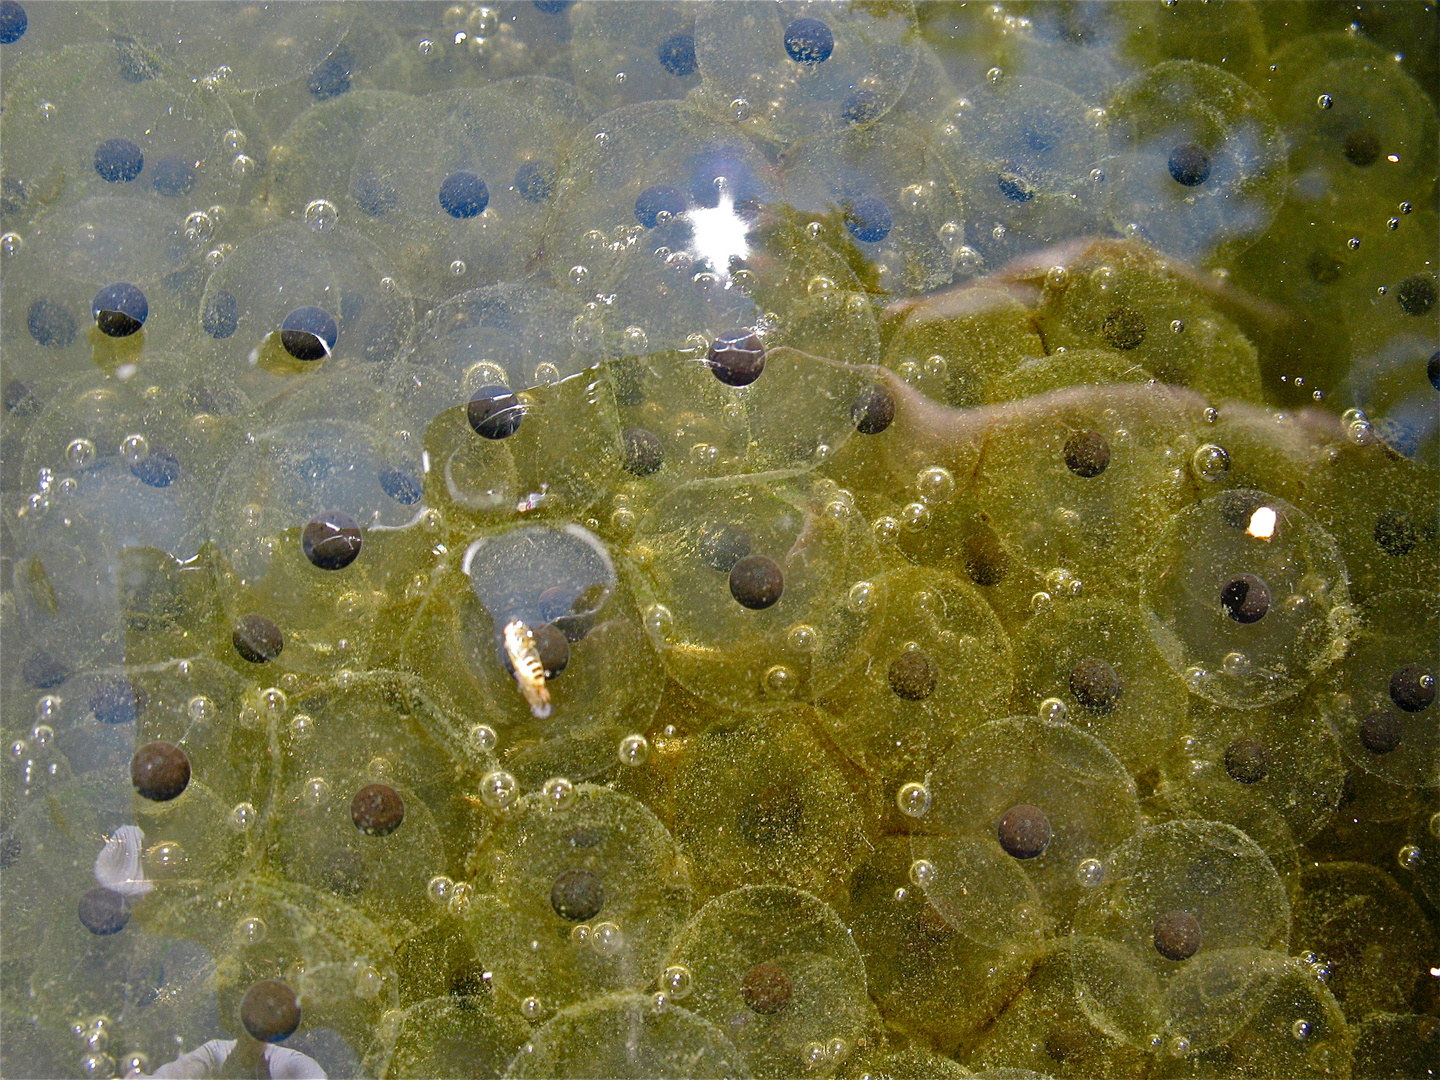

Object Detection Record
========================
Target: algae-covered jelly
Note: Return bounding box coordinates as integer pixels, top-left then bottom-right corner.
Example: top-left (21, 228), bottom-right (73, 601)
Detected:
top-left (1, 3), bottom-right (1436, 1079)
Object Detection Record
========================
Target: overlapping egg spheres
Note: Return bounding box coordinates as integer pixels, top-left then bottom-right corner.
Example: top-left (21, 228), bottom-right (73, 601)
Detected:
top-left (1, 2), bottom-right (1437, 1078)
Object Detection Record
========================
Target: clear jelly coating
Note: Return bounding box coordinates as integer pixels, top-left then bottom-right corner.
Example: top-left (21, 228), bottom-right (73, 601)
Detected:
top-left (0, 6), bottom-right (1436, 1078)
top-left (1140, 489), bottom-right (1352, 709)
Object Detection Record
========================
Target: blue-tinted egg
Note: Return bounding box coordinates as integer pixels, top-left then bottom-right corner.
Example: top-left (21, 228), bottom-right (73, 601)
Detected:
top-left (784, 17), bottom-right (834, 65)
top-left (657, 32), bottom-right (696, 77)
top-left (307, 46), bottom-right (352, 101)
top-left (94, 137), bottom-right (143, 183)
top-left (634, 184), bottom-right (687, 228)
top-left (203, 290), bottom-right (239, 339)
top-left (514, 161), bottom-right (556, 203)
top-left (439, 170), bottom-right (489, 219)
top-left (845, 195), bottom-right (893, 243)
top-left (26, 298), bottom-right (76, 347)
top-left (0, 1), bottom-right (26, 45)
top-left (280, 306), bottom-right (339, 361)
top-left (92, 282), bottom-right (148, 337)
top-left (149, 153), bottom-right (196, 197)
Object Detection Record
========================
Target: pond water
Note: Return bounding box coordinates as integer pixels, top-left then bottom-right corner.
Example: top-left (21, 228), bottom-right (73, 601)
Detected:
top-left (1, 2), bottom-right (1437, 1078)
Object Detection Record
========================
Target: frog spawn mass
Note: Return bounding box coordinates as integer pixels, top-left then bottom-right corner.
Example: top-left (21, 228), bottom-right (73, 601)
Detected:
top-left (0, 3), bottom-right (1436, 1080)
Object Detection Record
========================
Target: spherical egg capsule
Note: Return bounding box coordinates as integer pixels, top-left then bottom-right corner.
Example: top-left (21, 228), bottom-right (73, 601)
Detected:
top-left (567, 3), bottom-right (701, 112)
top-left (815, 566), bottom-right (1012, 809)
top-left (369, 994), bottom-right (531, 1080)
top-left (348, 79), bottom-right (588, 296)
top-left (782, 123), bottom-right (964, 296)
top-left (1070, 820), bottom-right (1289, 1051)
top-left (664, 885), bottom-right (869, 1079)
top-left (691, 2), bottom-right (917, 144)
top-left (913, 717), bottom-right (1140, 948)
top-left (1102, 61), bottom-right (1286, 262)
top-left (504, 990), bottom-right (745, 1080)
top-left (669, 708), bottom-right (866, 910)
top-left (847, 837), bottom-right (1041, 1046)
top-left (630, 473), bottom-right (880, 710)
top-left (465, 785), bottom-right (688, 1014)
top-left (1140, 489), bottom-right (1351, 709)
top-left (0, 42), bottom-right (243, 223)
top-left (1326, 589), bottom-right (1438, 788)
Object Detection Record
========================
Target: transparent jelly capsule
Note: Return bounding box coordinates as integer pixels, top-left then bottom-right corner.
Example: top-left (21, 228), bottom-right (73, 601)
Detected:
top-left (692, 0), bottom-right (918, 145)
top-left (1013, 598), bottom-right (1187, 774)
top-left (973, 377), bottom-right (1199, 594)
top-left (737, 346), bottom-right (876, 473)
top-left (964, 938), bottom-right (1151, 1079)
top-left (670, 709), bottom-right (866, 910)
top-left (122, 657), bottom-right (260, 809)
top-left (137, 875), bottom-right (398, 1056)
top-left (273, 771), bottom-right (445, 932)
top-left (568, 3), bottom-right (701, 113)
top-left (113, 1), bottom-right (353, 92)
top-left (0, 43), bottom-right (242, 224)
top-left (1141, 489), bottom-right (1352, 709)
top-left (419, 367), bottom-right (622, 521)
top-left (269, 89), bottom-right (419, 223)
top-left (817, 566), bottom-right (1013, 795)
top-left (196, 223), bottom-right (413, 403)
top-left (1011, 238), bottom-right (1264, 403)
top-left (14, 196), bottom-right (206, 354)
top-left (1290, 861), bottom-right (1433, 1023)
top-left (1102, 61), bottom-right (1287, 262)
top-left (212, 417), bottom-right (422, 584)
top-left (365, 993), bottom-right (529, 1080)
top-left (935, 76), bottom-right (1106, 270)
top-left (18, 357), bottom-right (249, 561)
top-left (1325, 590), bottom-right (1437, 788)
top-left (882, 286), bottom-right (1045, 411)
top-left (466, 785), bottom-right (689, 1014)
top-left (7, 503), bottom-right (128, 677)
top-left (629, 472), bottom-right (881, 710)
top-left (1070, 820), bottom-right (1289, 1051)
top-left (504, 990), bottom-right (747, 1079)
top-left (451, 522), bottom-right (661, 752)
top-left (1300, 437), bottom-right (1440, 604)
top-left (349, 78), bottom-right (588, 297)
top-left (665, 885), bottom-right (869, 1080)
top-left (603, 348), bottom-right (756, 487)
top-left (1155, 695), bottom-right (1344, 862)
top-left (847, 837), bottom-right (1041, 1045)
top-left (914, 716), bottom-right (1140, 947)
top-left (1277, 50), bottom-right (1437, 204)
top-left (783, 122), bottom-right (965, 296)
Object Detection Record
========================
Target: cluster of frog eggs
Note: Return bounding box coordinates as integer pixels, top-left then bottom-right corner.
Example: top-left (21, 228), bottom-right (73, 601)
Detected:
top-left (1, 1), bottom-right (1438, 1078)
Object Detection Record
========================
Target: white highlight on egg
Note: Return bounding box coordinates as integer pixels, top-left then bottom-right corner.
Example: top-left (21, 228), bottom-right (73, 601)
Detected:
top-left (1246, 505), bottom-right (1277, 540)
top-left (94, 824), bottom-right (155, 897)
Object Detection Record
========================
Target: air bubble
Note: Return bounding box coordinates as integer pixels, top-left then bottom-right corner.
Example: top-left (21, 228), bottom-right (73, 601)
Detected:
top-left (1191, 443), bottom-right (1230, 481)
top-left (1038, 697), bottom-right (1068, 722)
top-left (479, 769), bottom-right (519, 809)
top-left (123, 433), bottom-right (154, 466)
top-left (1076, 858), bottom-right (1105, 887)
top-left (618, 734), bottom-right (649, 767)
top-left (908, 858), bottom-right (936, 887)
top-left (1398, 844), bottom-right (1422, 870)
top-left (662, 965), bottom-right (693, 999)
top-left (65, 438), bottom-right (97, 469)
top-left (1316, 94), bottom-right (1333, 109)
top-left (541, 776), bottom-right (576, 810)
top-left (915, 466), bottom-right (955, 504)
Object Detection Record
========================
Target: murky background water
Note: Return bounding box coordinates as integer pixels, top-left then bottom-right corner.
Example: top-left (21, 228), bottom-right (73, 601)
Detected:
top-left (1, 2), bottom-right (1437, 1078)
